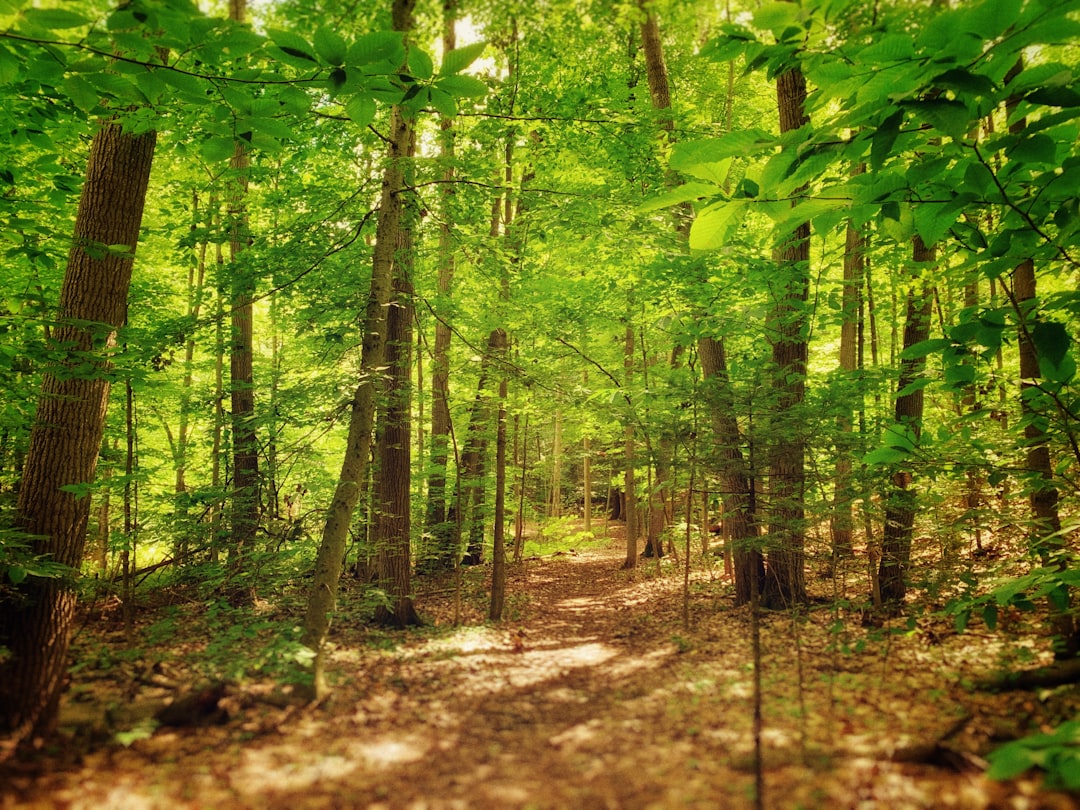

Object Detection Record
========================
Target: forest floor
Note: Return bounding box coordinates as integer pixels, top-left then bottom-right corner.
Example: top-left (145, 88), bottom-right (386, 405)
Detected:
top-left (2, 525), bottom-right (1080, 809)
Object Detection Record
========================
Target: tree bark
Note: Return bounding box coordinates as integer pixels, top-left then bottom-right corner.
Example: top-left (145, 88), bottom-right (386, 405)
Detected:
top-left (877, 236), bottom-right (934, 605)
top-left (699, 336), bottom-right (763, 606)
top-left (762, 64), bottom-right (811, 609)
top-left (0, 120), bottom-right (156, 746)
top-left (622, 316), bottom-right (638, 569)
top-left (421, 0), bottom-right (459, 575)
top-left (300, 0), bottom-right (417, 694)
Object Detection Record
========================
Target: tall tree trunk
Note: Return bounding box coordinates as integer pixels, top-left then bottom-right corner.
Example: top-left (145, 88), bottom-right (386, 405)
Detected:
top-left (699, 336), bottom-right (763, 606)
top-left (762, 63), bottom-right (810, 609)
top-left (373, 223), bottom-right (421, 628)
top-left (1005, 59), bottom-right (1077, 656)
top-left (227, 0), bottom-right (259, 576)
top-left (0, 120), bottom-right (156, 747)
top-left (622, 315), bottom-right (638, 569)
top-left (422, 0), bottom-right (459, 575)
top-left (489, 330), bottom-right (509, 621)
top-left (300, 0), bottom-right (418, 694)
top-left (832, 165), bottom-right (866, 561)
top-left (550, 409), bottom-right (563, 517)
top-left (877, 236), bottom-right (934, 606)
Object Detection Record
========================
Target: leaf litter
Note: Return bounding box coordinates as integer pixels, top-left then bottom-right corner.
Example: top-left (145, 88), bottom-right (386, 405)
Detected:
top-left (2, 531), bottom-right (1079, 809)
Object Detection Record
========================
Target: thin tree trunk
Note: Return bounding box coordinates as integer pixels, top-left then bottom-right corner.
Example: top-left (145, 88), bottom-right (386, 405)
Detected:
top-left (877, 236), bottom-right (934, 606)
top-left (699, 336), bottom-right (763, 606)
top-left (300, 0), bottom-right (418, 694)
top-left (832, 165), bottom-right (865, 560)
top-left (227, 0), bottom-right (259, 576)
top-left (622, 316), bottom-right (638, 569)
top-left (0, 120), bottom-right (156, 747)
top-left (489, 330), bottom-right (509, 621)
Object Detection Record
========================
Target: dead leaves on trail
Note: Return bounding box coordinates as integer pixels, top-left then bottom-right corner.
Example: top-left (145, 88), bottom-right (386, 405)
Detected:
top-left (3, 535), bottom-right (1079, 809)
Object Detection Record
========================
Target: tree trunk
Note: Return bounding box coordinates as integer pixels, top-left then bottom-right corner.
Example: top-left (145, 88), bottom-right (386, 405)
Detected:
top-left (699, 336), bottom-right (763, 606)
top-left (373, 225), bottom-right (421, 628)
top-left (227, 0), bottom-right (259, 577)
top-left (0, 120), bottom-right (156, 746)
top-left (622, 317), bottom-right (638, 569)
top-left (832, 165), bottom-right (866, 560)
top-left (300, 0), bottom-right (417, 694)
top-left (489, 330), bottom-right (509, 621)
top-left (422, 0), bottom-right (459, 575)
top-left (877, 236), bottom-right (934, 605)
top-left (762, 64), bottom-right (811, 609)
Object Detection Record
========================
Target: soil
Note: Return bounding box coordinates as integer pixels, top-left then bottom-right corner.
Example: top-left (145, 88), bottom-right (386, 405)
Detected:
top-left (2, 530), bottom-right (1079, 809)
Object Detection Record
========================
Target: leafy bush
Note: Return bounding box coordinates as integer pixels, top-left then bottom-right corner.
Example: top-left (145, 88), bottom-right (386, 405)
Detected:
top-left (987, 720), bottom-right (1080, 791)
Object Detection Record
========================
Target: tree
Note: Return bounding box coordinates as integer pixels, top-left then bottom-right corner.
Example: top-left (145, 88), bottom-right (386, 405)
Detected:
top-left (0, 119), bottom-right (156, 745)
top-left (300, 0), bottom-right (418, 692)
top-left (761, 61), bottom-right (810, 609)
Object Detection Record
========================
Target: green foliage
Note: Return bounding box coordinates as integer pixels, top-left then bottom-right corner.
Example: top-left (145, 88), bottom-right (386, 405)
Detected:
top-left (0, 529), bottom-right (73, 587)
top-left (987, 720), bottom-right (1080, 790)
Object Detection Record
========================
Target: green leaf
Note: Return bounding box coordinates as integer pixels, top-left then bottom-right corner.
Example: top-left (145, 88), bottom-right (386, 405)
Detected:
top-left (862, 446), bottom-right (909, 465)
top-left (344, 95), bottom-right (376, 128)
top-left (900, 338), bottom-right (951, 360)
top-left (428, 87), bottom-right (456, 117)
top-left (1032, 321), bottom-right (1070, 367)
top-left (7, 564), bottom-right (26, 585)
top-left (268, 29), bottom-right (317, 66)
top-left (440, 42), bottom-right (487, 75)
top-left (348, 32), bottom-right (404, 67)
top-left (313, 26), bottom-right (348, 67)
top-left (200, 136), bottom-right (236, 163)
top-left (986, 740), bottom-right (1040, 781)
top-left (906, 98), bottom-right (972, 140)
top-left (437, 74), bottom-right (488, 99)
top-left (871, 110), bottom-right (904, 171)
top-left (1009, 133), bottom-right (1057, 165)
top-left (670, 153), bottom-right (732, 186)
top-left (21, 7), bottom-right (91, 29)
top-left (674, 130), bottom-right (774, 163)
top-left (689, 201), bottom-right (747, 250)
top-left (408, 48), bottom-right (434, 81)
top-left (638, 182), bottom-right (720, 213)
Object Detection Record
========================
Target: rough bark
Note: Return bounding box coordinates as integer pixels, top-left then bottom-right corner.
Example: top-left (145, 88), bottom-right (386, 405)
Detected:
top-left (421, 0), bottom-right (458, 575)
top-left (699, 337), bottom-right (763, 606)
top-left (489, 329), bottom-right (509, 621)
top-left (762, 64), bottom-right (811, 609)
top-left (227, 0), bottom-right (259, 575)
top-left (622, 318), bottom-right (638, 569)
top-left (373, 224), bottom-right (421, 628)
top-left (0, 120), bottom-right (156, 746)
top-left (300, 0), bottom-right (417, 694)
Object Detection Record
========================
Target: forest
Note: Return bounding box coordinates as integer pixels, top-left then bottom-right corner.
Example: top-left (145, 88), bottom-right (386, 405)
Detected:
top-left (1, 0), bottom-right (1080, 806)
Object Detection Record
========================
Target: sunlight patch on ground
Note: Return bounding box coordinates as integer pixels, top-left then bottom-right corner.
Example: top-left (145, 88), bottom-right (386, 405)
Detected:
top-left (605, 645), bottom-right (674, 679)
top-left (235, 748), bottom-right (358, 794)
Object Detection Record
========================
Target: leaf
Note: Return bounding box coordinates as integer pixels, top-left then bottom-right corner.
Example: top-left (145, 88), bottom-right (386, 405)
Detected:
top-left (986, 740), bottom-right (1040, 781)
top-left (913, 202), bottom-right (955, 248)
top-left (906, 98), bottom-right (972, 140)
top-left (348, 32), bottom-right (404, 67)
top-left (313, 26), bottom-right (348, 67)
top-left (674, 130), bottom-right (774, 164)
top-left (638, 182), bottom-right (720, 213)
top-left (862, 446), bottom-right (908, 465)
top-left (408, 48), bottom-right (434, 81)
top-left (344, 95), bottom-right (376, 128)
top-left (428, 87), bottom-right (456, 118)
top-left (900, 338), bottom-right (951, 360)
top-left (437, 74), bottom-right (488, 99)
top-left (871, 110), bottom-right (904, 171)
top-left (21, 7), bottom-right (91, 29)
top-left (200, 136), bottom-right (236, 163)
top-left (1009, 133), bottom-right (1057, 165)
top-left (268, 29), bottom-right (316, 63)
top-left (440, 41), bottom-right (487, 75)
top-left (7, 564), bottom-right (26, 585)
top-left (670, 153), bottom-right (732, 186)
top-left (1032, 321), bottom-right (1070, 367)
top-left (688, 201), bottom-right (747, 250)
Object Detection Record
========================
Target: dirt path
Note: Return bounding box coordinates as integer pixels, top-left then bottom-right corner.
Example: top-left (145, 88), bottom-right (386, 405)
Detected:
top-left (1, 537), bottom-right (1070, 808)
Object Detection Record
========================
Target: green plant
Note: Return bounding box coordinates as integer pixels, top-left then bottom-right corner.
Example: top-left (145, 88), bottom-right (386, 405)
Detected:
top-left (986, 720), bottom-right (1080, 791)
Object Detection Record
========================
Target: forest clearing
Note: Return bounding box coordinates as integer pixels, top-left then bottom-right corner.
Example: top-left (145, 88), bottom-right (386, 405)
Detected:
top-left (2, 527), bottom-right (1078, 809)
top-left (3, 0), bottom-right (1080, 806)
